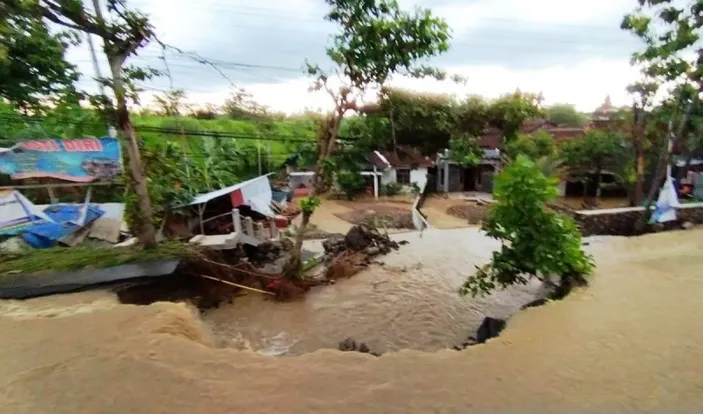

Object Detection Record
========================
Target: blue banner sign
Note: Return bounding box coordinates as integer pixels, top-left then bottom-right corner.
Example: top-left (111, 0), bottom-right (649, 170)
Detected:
top-left (0, 138), bottom-right (122, 182)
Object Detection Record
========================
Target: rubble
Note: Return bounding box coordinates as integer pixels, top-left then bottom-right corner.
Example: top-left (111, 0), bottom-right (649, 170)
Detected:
top-left (320, 224), bottom-right (405, 281)
top-left (337, 337), bottom-right (381, 356)
top-left (116, 223), bottom-right (408, 307)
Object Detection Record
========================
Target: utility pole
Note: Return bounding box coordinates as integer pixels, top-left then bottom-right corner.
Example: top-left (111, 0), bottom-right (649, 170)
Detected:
top-left (88, 0), bottom-right (115, 137)
top-left (257, 141), bottom-right (262, 176)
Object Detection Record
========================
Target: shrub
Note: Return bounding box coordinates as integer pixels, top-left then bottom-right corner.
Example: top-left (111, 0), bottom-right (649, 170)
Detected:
top-left (382, 182), bottom-right (403, 196)
top-left (336, 170), bottom-right (366, 200)
top-left (410, 182), bottom-right (422, 196)
top-left (460, 155), bottom-right (594, 297)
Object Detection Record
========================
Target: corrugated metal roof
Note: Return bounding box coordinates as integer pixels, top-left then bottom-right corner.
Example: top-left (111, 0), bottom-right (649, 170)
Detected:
top-left (188, 173), bottom-right (273, 206)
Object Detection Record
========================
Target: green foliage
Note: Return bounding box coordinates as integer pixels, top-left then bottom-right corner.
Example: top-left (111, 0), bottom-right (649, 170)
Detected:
top-left (410, 182), bottom-right (422, 196)
top-left (560, 130), bottom-right (625, 174)
top-left (323, 0), bottom-right (451, 88)
top-left (505, 130), bottom-right (557, 160)
top-left (337, 169), bottom-right (366, 199)
top-left (546, 104), bottom-right (589, 127)
top-left (0, 2), bottom-right (78, 110)
top-left (382, 182), bottom-right (403, 196)
top-left (366, 89), bottom-right (543, 155)
top-left (449, 133), bottom-right (481, 166)
top-left (0, 242), bottom-right (188, 275)
top-left (622, 2), bottom-right (703, 83)
top-left (487, 91), bottom-right (544, 142)
top-left (299, 196), bottom-right (321, 215)
top-left (459, 155), bottom-right (594, 297)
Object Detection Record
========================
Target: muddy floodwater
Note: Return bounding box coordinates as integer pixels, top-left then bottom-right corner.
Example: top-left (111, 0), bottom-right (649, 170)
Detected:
top-left (1, 228), bottom-right (702, 413)
top-left (204, 228), bottom-right (541, 355)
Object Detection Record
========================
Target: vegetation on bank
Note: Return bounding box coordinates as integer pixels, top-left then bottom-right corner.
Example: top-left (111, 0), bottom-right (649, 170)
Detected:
top-left (0, 242), bottom-right (189, 275)
top-left (460, 155), bottom-right (594, 297)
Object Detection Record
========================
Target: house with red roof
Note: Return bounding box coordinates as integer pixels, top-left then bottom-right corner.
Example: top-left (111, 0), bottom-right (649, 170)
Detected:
top-left (436, 119), bottom-right (589, 193)
top-left (368, 145), bottom-right (435, 194)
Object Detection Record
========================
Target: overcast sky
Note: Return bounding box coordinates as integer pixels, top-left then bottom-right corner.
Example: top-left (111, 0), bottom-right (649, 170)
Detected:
top-left (67, 0), bottom-right (643, 113)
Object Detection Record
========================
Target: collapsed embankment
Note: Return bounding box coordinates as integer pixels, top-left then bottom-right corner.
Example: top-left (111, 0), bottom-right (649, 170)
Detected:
top-left (1, 228), bottom-right (702, 413)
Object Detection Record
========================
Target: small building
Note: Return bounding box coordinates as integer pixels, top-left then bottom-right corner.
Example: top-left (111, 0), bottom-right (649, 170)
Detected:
top-left (369, 146), bottom-right (435, 193)
top-left (435, 148), bottom-right (501, 193)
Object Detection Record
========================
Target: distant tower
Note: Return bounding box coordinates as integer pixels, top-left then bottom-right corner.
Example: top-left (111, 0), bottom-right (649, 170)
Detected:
top-left (592, 95), bottom-right (618, 121)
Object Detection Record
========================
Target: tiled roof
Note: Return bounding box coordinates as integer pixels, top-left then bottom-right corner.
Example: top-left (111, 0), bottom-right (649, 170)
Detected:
top-left (479, 120), bottom-right (586, 148)
top-left (370, 146), bottom-right (434, 168)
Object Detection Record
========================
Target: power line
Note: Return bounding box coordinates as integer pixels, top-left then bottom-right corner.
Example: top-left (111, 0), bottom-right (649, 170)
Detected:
top-left (171, 3), bottom-right (628, 31)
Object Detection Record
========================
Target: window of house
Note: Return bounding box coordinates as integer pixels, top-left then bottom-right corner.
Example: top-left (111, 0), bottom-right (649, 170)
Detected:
top-left (396, 168), bottom-right (411, 185)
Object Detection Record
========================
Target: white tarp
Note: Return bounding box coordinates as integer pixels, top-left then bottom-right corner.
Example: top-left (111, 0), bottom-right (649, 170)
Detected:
top-left (0, 190), bottom-right (53, 235)
top-left (651, 176), bottom-right (680, 223)
top-left (239, 175), bottom-right (274, 216)
top-left (187, 174), bottom-right (274, 217)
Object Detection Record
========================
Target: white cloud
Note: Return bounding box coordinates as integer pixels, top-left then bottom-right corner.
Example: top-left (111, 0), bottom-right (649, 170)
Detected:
top-left (142, 57), bottom-right (639, 114)
top-left (433, 0), bottom-right (634, 35)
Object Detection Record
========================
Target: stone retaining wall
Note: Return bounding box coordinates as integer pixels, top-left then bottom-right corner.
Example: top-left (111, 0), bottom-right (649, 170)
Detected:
top-left (574, 203), bottom-right (703, 236)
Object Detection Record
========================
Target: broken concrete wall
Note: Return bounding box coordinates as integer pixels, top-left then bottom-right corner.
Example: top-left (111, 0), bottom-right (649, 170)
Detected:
top-left (574, 203), bottom-right (703, 236)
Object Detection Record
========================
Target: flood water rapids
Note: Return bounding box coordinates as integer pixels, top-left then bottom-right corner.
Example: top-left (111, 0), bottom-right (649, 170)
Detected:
top-left (203, 228), bottom-right (542, 355)
top-left (1, 227), bottom-right (702, 413)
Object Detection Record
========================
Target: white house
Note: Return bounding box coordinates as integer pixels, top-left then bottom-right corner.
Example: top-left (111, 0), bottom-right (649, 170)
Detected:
top-left (369, 146), bottom-right (434, 194)
top-left (282, 146), bottom-right (434, 198)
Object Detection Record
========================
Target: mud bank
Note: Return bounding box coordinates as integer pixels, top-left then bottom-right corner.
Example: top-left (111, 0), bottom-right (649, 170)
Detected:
top-left (1, 229), bottom-right (702, 413)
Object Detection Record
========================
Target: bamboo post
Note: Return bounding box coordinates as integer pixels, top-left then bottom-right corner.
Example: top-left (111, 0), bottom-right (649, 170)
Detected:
top-left (255, 222), bottom-right (265, 241)
top-left (244, 217), bottom-right (254, 237)
top-left (232, 209), bottom-right (242, 234)
top-left (269, 218), bottom-right (278, 239)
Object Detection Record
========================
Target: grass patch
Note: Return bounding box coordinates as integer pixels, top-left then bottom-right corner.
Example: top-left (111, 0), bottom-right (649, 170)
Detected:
top-left (0, 242), bottom-right (190, 275)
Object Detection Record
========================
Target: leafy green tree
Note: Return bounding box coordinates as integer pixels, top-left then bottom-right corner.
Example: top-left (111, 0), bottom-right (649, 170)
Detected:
top-left (0, 2), bottom-right (78, 110)
top-left (448, 133), bottom-right (481, 166)
top-left (288, 0), bottom-right (452, 276)
top-left (560, 130), bottom-right (626, 201)
top-left (622, 0), bottom-right (703, 221)
top-left (19, 0), bottom-right (164, 246)
top-left (487, 91), bottom-right (544, 143)
top-left (336, 170), bottom-right (366, 200)
top-left (626, 80), bottom-right (659, 205)
top-left (505, 130), bottom-right (556, 160)
top-left (460, 155), bottom-right (593, 297)
top-left (546, 103), bottom-right (589, 127)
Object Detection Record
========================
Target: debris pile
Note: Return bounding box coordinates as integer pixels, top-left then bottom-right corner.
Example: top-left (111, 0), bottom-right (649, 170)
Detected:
top-left (320, 224), bottom-right (406, 281)
top-left (117, 224), bottom-right (408, 308)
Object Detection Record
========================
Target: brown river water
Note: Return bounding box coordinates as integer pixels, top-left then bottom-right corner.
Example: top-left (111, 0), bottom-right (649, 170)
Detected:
top-left (1, 228), bottom-right (702, 413)
top-left (204, 228), bottom-right (541, 355)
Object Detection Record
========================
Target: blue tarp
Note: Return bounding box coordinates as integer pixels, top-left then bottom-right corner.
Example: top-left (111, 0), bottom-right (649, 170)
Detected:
top-left (21, 204), bottom-right (105, 249)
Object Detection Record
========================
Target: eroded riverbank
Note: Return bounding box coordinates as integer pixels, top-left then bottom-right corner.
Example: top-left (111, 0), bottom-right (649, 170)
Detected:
top-left (204, 228), bottom-right (542, 354)
top-left (1, 228), bottom-right (702, 413)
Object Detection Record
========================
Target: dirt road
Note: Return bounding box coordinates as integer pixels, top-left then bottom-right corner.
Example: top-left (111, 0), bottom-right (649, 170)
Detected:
top-left (1, 229), bottom-right (702, 413)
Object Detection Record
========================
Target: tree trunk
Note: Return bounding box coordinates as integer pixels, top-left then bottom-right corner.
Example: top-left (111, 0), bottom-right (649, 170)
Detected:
top-left (284, 209), bottom-right (312, 278)
top-left (594, 166), bottom-right (602, 203)
top-left (109, 58), bottom-right (157, 248)
top-left (390, 105), bottom-right (397, 156)
top-left (635, 149), bottom-right (645, 206)
top-left (633, 107), bottom-right (646, 206)
top-left (285, 108), bottom-right (345, 279)
top-left (638, 88), bottom-right (700, 229)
